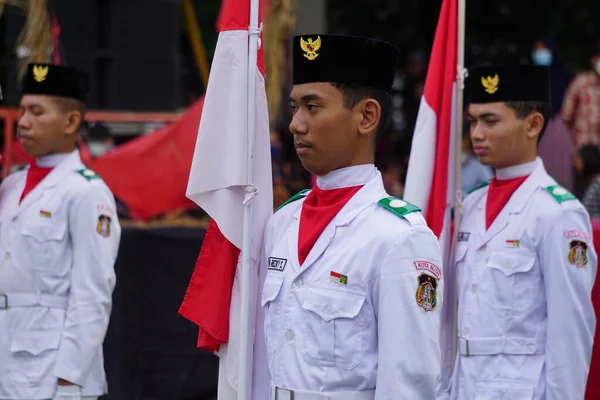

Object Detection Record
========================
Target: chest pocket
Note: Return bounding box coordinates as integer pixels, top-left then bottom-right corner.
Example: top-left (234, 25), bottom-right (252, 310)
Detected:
top-left (301, 286), bottom-right (366, 369)
top-left (261, 276), bottom-right (285, 355)
top-left (18, 222), bottom-right (68, 271)
top-left (483, 252), bottom-right (537, 309)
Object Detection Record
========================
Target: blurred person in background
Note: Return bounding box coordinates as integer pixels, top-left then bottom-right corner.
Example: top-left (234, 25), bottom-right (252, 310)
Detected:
top-left (85, 123), bottom-right (115, 158)
top-left (533, 36), bottom-right (575, 191)
top-left (0, 64), bottom-right (120, 400)
top-left (561, 40), bottom-right (600, 196)
top-left (574, 144), bottom-right (600, 218)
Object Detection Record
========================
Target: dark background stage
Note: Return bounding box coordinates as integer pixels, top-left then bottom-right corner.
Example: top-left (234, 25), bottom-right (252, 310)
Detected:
top-left (100, 225), bottom-right (218, 400)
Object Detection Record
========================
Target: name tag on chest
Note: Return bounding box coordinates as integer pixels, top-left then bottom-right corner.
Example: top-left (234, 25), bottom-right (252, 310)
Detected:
top-left (268, 257), bottom-right (287, 271)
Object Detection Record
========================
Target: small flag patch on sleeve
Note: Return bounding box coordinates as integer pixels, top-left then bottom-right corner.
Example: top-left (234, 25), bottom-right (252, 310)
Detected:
top-left (330, 271), bottom-right (348, 285)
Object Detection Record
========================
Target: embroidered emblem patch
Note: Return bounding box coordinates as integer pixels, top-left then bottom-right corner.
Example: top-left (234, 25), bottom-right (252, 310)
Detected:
top-left (414, 261), bottom-right (441, 280)
top-left (96, 214), bottom-right (112, 238)
top-left (416, 273), bottom-right (437, 312)
top-left (39, 210), bottom-right (52, 218)
top-left (568, 240), bottom-right (588, 268)
top-left (330, 271), bottom-right (348, 285)
top-left (268, 257), bottom-right (287, 271)
top-left (564, 230), bottom-right (591, 243)
top-left (458, 232), bottom-right (470, 242)
top-left (481, 74), bottom-right (499, 94)
top-left (300, 36), bottom-right (321, 60)
top-left (505, 240), bottom-right (520, 248)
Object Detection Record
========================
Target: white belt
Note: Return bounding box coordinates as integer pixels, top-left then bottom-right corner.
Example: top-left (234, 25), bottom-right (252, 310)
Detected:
top-left (459, 336), bottom-right (546, 356)
top-left (272, 386), bottom-right (375, 400)
top-left (0, 292), bottom-right (69, 310)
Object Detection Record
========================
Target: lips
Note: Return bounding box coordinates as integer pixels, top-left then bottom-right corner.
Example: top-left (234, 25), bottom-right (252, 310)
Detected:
top-left (294, 141), bottom-right (312, 155)
top-left (473, 146), bottom-right (487, 156)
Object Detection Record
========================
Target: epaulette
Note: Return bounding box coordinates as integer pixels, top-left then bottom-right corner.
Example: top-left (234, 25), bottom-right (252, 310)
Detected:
top-left (467, 179), bottom-right (491, 195)
top-left (546, 184), bottom-right (576, 204)
top-left (276, 189), bottom-right (309, 211)
top-left (378, 196), bottom-right (421, 218)
top-left (76, 168), bottom-right (102, 181)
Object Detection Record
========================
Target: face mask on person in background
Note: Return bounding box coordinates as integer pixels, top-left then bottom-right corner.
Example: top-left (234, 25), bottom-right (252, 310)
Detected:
top-left (594, 59), bottom-right (600, 75)
top-left (532, 48), bottom-right (553, 66)
top-left (88, 141), bottom-right (114, 157)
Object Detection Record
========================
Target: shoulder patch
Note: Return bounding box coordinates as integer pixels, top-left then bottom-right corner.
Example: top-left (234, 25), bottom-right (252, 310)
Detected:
top-left (76, 168), bottom-right (102, 181)
top-left (546, 185), bottom-right (576, 203)
top-left (467, 179), bottom-right (491, 195)
top-left (276, 189), bottom-right (309, 211)
top-left (378, 196), bottom-right (421, 218)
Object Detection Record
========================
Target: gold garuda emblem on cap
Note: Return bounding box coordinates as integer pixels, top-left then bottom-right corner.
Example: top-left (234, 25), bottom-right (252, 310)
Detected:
top-left (481, 74), bottom-right (499, 94)
top-left (33, 65), bottom-right (49, 82)
top-left (300, 36), bottom-right (321, 61)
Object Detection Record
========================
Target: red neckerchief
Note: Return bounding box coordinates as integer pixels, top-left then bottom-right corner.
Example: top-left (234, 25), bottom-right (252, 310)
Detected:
top-left (20, 161), bottom-right (53, 204)
top-left (298, 185), bottom-right (363, 265)
top-left (485, 175), bottom-right (529, 229)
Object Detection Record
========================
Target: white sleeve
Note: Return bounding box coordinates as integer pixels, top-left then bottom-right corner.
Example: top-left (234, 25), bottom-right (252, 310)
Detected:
top-left (541, 207), bottom-right (597, 399)
top-left (373, 226), bottom-right (444, 400)
top-left (54, 183), bottom-right (121, 385)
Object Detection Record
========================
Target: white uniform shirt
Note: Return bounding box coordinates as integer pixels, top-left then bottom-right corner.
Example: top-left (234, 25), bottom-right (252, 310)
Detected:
top-left (0, 150), bottom-right (120, 400)
top-left (261, 164), bottom-right (443, 400)
top-left (440, 158), bottom-right (597, 400)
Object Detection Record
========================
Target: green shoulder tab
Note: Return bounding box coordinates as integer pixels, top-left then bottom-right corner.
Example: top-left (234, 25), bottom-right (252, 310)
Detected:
top-left (76, 168), bottom-right (101, 181)
top-left (378, 196), bottom-right (421, 218)
top-left (546, 184), bottom-right (576, 203)
top-left (276, 189), bottom-right (309, 211)
top-left (467, 179), bottom-right (491, 195)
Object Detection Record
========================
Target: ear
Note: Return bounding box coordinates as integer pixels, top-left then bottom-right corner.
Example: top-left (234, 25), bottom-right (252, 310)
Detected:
top-left (525, 111), bottom-right (544, 140)
top-left (357, 98), bottom-right (381, 136)
top-left (64, 110), bottom-right (82, 136)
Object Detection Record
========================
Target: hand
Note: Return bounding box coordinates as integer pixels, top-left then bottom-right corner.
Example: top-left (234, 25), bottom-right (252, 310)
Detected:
top-left (52, 383), bottom-right (81, 400)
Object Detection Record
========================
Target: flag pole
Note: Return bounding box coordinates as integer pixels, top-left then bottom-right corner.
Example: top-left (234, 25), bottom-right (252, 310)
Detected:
top-left (238, 0), bottom-right (260, 398)
top-left (451, 0), bottom-right (466, 369)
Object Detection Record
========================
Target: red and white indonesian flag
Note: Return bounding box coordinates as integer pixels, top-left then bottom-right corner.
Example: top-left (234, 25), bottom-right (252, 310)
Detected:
top-left (404, 0), bottom-right (457, 261)
top-left (178, 0), bottom-right (273, 397)
top-left (403, 0), bottom-right (458, 389)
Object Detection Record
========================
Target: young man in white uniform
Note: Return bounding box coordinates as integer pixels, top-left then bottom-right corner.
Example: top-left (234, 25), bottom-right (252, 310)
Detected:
top-left (438, 65), bottom-right (597, 399)
top-left (0, 64), bottom-right (120, 400)
top-left (260, 34), bottom-right (444, 400)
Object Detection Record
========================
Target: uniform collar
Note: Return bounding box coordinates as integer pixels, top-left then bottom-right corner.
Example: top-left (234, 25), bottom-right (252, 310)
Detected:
top-left (36, 149), bottom-right (77, 168)
top-left (495, 157), bottom-right (539, 180)
top-left (316, 164), bottom-right (377, 190)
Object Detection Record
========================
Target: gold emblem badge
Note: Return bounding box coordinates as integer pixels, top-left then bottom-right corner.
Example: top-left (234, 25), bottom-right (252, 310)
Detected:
top-left (96, 214), bottom-right (112, 238)
top-left (300, 36), bottom-right (321, 61)
top-left (481, 74), bottom-right (499, 94)
top-left (33, 65), bottom-right (49, 83)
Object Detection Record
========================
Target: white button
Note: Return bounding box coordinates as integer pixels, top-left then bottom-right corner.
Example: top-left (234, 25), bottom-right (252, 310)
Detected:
top-left (323, 304), bottom-right (334, 314)
top-left (293, 279), bottom-right (303, 289)
top-left (471, 285), bottom-right (476, 294)
top-left (553, 187), bottom-right (567, 196)
top-left (389, 199), bottom-right (407, 208)
top-left (285, 330), bottom-right (295, 341)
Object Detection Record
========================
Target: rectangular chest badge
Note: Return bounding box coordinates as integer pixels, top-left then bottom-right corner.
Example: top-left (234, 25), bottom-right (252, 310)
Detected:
top-left (330, 271), bottom-right (348, 285)
top-left (505, 240), bottom-right (520, 248)
top-left (268, 257), bottom-right (287, 271)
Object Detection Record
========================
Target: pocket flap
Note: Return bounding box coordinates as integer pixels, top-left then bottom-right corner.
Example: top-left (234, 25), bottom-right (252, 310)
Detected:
top-left (10, 331), bottom-right (61, 356)
top-left (302, 287), bottom-right (366, 322)
top-left (488, 252), bottom-right (536, 276)
top-left (22, 222), bottom-right (67, 242)
top-left (261, 276), bottom-right (284, 307)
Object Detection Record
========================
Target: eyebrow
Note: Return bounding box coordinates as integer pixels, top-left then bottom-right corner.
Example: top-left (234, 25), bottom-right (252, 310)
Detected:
top-left (468, 112), bottom-right (499, 119)
top-left (289, 94), bottom-right (324, 103)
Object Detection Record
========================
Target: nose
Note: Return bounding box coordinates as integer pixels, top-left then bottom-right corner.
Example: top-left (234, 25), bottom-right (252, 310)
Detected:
top-left (289, 111), bottom-right (308, 136)
top-left (470, 121), bottom-right (484, 142)
top-left (18, 112), bottom-right (31, 132)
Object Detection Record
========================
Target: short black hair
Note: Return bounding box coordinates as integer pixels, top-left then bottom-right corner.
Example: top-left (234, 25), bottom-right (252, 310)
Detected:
top-left (579, 145), bottom-right (600, 179)
top-left (504, 101), bottom-right (552, 143)
top-left (51, 96), bottom-right (87, 132)
top-left (331, 82), bottom-right (393, 138)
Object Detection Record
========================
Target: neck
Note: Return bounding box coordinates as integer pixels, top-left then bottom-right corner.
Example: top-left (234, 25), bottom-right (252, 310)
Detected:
top-left (36, 150), bottom-right (75, 168)
top-left (317, 164), bottom-right (377, 190)
top-left (495, 157), bottom-right (538, 180)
